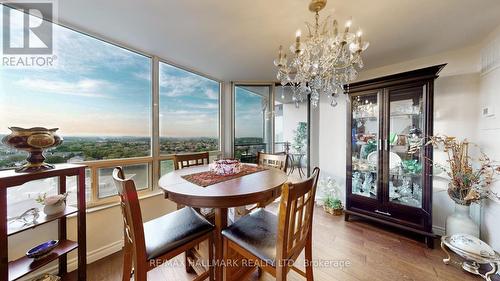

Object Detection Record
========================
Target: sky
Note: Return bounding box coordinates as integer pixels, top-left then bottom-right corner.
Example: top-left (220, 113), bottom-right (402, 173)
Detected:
top-left (0, 5), bottom-right (232, 138)
top-left (234, 87), bottom-right (265, 138)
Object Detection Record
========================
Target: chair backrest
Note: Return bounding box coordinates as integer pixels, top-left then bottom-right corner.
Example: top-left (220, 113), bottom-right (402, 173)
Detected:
top-left (112, 167), bottom-right (147, 261)
top-left (173, 152), bottom-right (210, 170)
top-left (257, 152), bottom-right (288, 172)
top-left (276, 167), bottom-right (320, 263)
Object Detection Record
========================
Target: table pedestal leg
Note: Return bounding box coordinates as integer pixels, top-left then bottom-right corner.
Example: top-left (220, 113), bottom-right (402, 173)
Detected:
top-left (215, 208), bottom-right (228, 281)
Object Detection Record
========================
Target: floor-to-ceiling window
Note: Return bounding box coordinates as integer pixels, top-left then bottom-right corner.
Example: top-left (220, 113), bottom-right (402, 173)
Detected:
top-left (232, 83), bottom-right (310, 178)
top-left (233, 84), bottom-right (272, 163)
top-left (0, 5), bottom-right (152, 207)
top-left (0, 4), bottom-right (221, 209)
top-left (159, 61), bottom-right (221, 174)
top-left (274, 85), bottom-right (309, 179)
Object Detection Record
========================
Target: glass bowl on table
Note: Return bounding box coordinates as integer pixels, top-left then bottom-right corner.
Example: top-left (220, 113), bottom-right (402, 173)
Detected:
top-left (210, 159), bottom-right (242, 176)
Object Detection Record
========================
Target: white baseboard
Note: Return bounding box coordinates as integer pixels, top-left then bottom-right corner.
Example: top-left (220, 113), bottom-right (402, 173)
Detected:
top-left (67, 239), bottom-right (124, 272)
top-left (20, 240), bottom-right (124, 280)
top-left (433, 225), bottom-right (446, 236)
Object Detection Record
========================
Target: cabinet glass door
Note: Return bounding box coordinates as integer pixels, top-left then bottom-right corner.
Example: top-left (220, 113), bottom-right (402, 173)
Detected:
top-left (351, 93), bottom-right (380, 199)
top-left (387, 87), bottom-right (424, 208)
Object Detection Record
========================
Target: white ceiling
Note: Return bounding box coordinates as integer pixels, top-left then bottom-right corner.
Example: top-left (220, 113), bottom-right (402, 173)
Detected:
top-left (43, 0), bottom-right (500, 81)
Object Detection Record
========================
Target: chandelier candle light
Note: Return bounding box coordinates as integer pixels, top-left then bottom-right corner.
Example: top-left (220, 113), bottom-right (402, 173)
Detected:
top-left (274, 0), bottom-right (369, 108)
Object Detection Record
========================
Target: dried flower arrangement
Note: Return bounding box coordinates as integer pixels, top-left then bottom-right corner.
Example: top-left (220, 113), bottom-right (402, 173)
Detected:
top-left (427, 135), bottom-right (500, 205)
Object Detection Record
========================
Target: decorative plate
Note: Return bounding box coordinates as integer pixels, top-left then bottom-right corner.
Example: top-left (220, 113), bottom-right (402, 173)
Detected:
top-left (367, 151), bottom-right (401, 170)
top-left (389, 191), bottom-right (401, 200)
top-left (26, 240), bottom-right (59, 260)
top-left (449, 234), bottom-right (496, 258)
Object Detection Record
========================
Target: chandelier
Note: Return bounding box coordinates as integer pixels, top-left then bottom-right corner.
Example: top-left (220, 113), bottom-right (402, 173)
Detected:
top-left (274, 0), bottom-right (369, 108)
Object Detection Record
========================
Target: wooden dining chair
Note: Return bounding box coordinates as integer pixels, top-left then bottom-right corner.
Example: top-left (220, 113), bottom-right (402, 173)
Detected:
top-left (172, 152), bottom-right (215, 273)
top-left (222, 167), bottom-right (320, 281)
top-left (173, 152), bottom-right (215, 220)
top-left (257, 152), bottom-right (288, 173)
top-left (237, 152), bottom-right (289, 216)
top-left (173, 152), bottom-right (210, 170)
top-left (112, 167), bottom-right (214, 281)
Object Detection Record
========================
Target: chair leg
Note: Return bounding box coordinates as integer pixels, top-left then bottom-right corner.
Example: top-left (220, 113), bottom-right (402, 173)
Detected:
top-left (133, 260), bottom-right (147, 281)
top-left (222, 237), bottom-right (228, 281)
top-left (122, 244), bottom-right (133, 281)
top-left (257, 267), bottom-right (263, 277)
top-left (185, 249), bottom-right (194, 273)
top-left (176, 203), bottom-right (195, 273)
top-left (276, 265), bottom-right (288, 281)
top-left (305, 232), bottom-right (314, 281)
top-left (208, 233), bottom-right (215, 281)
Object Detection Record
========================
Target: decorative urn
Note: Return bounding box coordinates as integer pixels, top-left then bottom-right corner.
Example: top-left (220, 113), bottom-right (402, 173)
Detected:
top-left (1, 127), bottom-right (63, 173)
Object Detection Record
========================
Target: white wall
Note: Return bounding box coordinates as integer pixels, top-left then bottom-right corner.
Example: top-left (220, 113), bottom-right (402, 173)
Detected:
top-left (318, 44), bottom-right (482, 236)
top-left (358, 43), bottom-right (481, 80)
top-left (432, 74), bottom-right (480, 231)
top-left (318, 96), bottom-right (347, 200)
top-left (478, 25), bottom-right (500, 251)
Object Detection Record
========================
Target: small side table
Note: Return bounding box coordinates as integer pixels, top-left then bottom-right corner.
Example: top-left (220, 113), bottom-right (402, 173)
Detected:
top-left (288, 153), bottom-right (305, 178)
top-left (441, 235), bottom-right (500, 281)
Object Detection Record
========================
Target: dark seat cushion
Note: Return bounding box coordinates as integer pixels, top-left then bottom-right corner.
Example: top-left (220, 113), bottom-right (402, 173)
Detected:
top-left (144, 207), bottom-right (213, 260)
top-left (221, 209), bottom-right (277, 266)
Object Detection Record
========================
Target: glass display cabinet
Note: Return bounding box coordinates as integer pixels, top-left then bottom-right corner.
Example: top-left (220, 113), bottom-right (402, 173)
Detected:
top-left (345, 64), bottom-right (446, 248)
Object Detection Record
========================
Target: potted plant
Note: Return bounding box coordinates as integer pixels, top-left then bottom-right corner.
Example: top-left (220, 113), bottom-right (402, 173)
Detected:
top-left (427, 135), bottom-right (500, 237)
top-left (323, 196), bottom-right (344, 216)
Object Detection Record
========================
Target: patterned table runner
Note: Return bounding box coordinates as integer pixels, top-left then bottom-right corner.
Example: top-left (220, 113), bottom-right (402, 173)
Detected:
top-left (182, 165), bottom-right (267, 187)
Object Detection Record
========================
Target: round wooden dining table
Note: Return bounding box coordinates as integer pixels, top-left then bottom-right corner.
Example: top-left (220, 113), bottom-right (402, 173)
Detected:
top-left (158, 164), bottom-right (288, 281)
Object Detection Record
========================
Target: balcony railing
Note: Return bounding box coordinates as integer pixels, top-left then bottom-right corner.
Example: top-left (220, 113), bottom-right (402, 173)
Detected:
top-left (234, 142), bottom-right (290, 163)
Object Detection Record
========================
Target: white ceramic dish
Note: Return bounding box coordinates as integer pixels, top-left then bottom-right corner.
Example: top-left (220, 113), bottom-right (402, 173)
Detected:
top-left (449, 233), bottom-right (496, 258)
top-left (367, 151), bottom-right (401, 170)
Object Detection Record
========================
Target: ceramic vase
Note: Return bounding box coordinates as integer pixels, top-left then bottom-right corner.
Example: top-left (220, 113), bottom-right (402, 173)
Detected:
top-left (446, 203), bottom-right (479, 238)
top-left (43, 202), bottom-right (66, 216)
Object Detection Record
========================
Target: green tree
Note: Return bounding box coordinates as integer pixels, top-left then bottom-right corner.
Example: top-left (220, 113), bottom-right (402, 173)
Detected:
top-left (293, 122), bottom-right (307, 153)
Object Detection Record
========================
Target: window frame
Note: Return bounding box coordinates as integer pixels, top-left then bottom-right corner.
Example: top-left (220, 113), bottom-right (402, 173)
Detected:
top-left (0, 5), bottom-right (224, 207)
top-left (230, 82), bottom-right (312, 177)
top-left (83, 57), bottom-right (223, 207)
top-left (231, 82), bottom-right (275, 158)
top-left (157, 58), bottom-right (223, 157)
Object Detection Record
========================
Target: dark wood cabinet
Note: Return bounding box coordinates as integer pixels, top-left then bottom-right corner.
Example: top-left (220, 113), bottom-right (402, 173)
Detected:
top-left (345, 64), bottom-right (445, 248)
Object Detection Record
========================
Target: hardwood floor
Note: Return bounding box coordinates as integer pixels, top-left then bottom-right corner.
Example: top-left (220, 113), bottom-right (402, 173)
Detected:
top-left (67, 205), bottom-right (495, 281)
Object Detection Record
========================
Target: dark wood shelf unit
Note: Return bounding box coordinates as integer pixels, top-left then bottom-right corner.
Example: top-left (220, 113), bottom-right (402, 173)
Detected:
top-left (8, 239), bottom-right (78, 281)
top-left (0, 164), bottom-right (87, 281)
top-left (345, 64), bottom-right (446, 248)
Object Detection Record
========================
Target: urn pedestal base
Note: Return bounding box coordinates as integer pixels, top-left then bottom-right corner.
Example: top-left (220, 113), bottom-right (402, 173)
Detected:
top-left (16, 162), bottom-right (55, 173)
